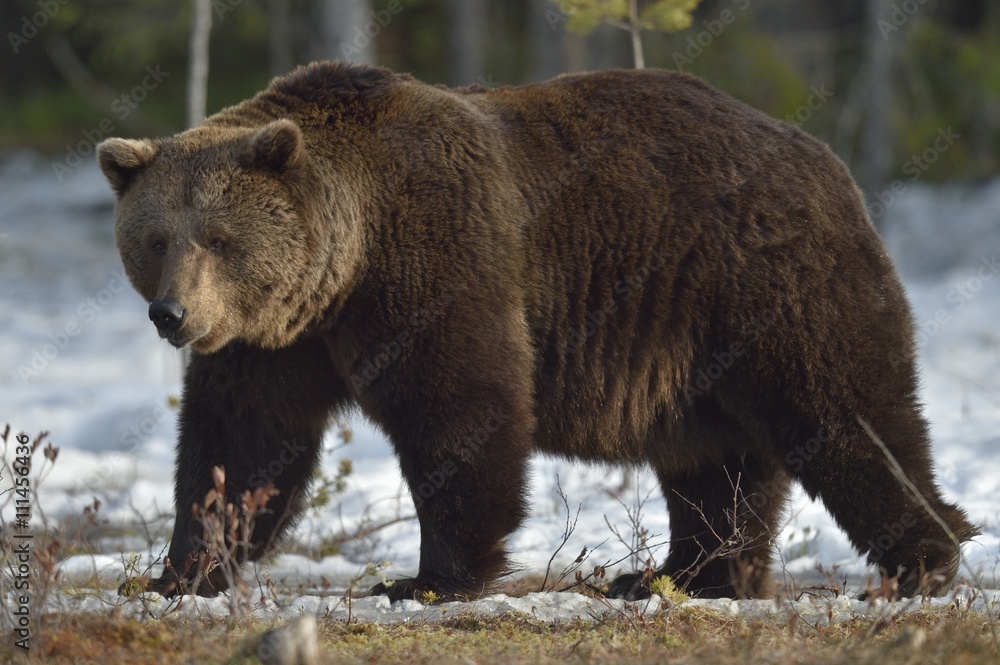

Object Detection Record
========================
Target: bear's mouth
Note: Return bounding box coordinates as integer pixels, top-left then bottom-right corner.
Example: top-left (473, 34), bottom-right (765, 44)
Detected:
top-left (158, 325), bottom-right (208, 350)
top-left (161, 331), bottom-right (194, 348)
top-left (176, 327), bottom-right (231, 355)
top-left (164, 334), bottom-right (189, 348)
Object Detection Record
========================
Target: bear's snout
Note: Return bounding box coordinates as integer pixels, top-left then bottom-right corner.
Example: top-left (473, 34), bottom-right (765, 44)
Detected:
top-left (149, 298), bottom-right (188, 334)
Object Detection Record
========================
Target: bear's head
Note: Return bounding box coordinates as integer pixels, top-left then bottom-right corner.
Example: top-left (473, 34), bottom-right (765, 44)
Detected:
top-left (97, 120), bottom-right (363, 354)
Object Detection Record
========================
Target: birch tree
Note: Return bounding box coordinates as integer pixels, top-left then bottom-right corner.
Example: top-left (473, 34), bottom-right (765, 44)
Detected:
top-left (859, 0), bottom-right (893, 229)
top-left (187, 0), bottom-right (212, 128)
top-left (319, 0), bottom-right (376, 64)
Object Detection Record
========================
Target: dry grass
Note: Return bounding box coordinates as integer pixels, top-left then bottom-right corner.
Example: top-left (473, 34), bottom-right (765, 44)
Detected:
top-left (2, 603), bottom-right (998, 664)
top-left (309, 610), bottom-right (998, 665)
top-left (3, 614), bottom-right (236, 664)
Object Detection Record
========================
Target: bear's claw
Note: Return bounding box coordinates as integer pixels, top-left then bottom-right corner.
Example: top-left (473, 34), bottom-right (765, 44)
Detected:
top-left (118, 572), bottom-right (223, 598)
top-left (605, 572), bottom-right (654, 601)
top-left (369, 578), bottom-right (458, 603)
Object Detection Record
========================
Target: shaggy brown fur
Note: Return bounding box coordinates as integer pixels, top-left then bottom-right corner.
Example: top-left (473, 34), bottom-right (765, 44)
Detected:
top-left (98, 62), bottom-right (977, 601)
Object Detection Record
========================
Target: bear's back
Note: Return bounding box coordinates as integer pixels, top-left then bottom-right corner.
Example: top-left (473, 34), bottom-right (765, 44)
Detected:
top-left (455, 70), bottom-right (884, 466)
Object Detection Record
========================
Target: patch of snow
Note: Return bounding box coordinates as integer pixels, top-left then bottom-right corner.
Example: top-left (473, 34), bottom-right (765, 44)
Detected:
top-left (6, 587), bottom-right (999, 629)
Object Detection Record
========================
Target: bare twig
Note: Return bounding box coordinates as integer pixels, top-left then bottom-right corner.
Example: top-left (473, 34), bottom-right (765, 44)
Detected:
top-left (856, 416), bottom-right (961, 553)
top-left (540, 476), bottom-right (582, 592)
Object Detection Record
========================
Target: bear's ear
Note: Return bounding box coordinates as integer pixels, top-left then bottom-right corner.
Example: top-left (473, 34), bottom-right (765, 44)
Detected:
top-left (96, 138), bottom-right (157, 196)
top-left (247, 119), bottom-right (304, 173)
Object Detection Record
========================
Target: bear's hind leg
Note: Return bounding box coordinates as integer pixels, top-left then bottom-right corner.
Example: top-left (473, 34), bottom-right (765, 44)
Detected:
top-left (608, 451), bottom-right (790, 600)
top-left (783, 407), bottom-right (979, 598)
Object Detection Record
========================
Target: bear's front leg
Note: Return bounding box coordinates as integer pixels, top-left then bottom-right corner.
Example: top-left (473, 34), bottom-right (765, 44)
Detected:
top-left (138, 339), bottom-right (348, 597)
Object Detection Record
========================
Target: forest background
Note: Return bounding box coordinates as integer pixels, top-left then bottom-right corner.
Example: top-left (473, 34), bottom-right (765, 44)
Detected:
top-left (2, 0), bottom-right (999, 211)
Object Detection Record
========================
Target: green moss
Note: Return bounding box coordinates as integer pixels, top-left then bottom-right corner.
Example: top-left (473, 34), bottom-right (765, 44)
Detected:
top-left (650, 574), bottom-right (689, 605)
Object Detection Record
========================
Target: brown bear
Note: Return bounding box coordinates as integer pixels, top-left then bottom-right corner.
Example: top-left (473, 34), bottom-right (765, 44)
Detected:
top-left (97, 61), bottom-right (977, 601)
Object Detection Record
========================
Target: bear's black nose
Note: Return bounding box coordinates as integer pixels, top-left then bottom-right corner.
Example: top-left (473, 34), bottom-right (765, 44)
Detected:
top-left (149, 298), bottom-right (188, 333)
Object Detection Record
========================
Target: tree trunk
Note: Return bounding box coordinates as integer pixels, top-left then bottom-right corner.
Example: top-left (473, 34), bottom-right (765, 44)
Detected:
top-left (586, 23), bottom-right (629, 70)
top-left (187, 0), bottom-right (212, 128)
top-left (447, 0), bottom-right (486, 85)
top-left (859, 0), bottom-right (893, 230)
top-left (268, 0), bottom-right (295, 76)
top-left (628, 0), bottom-right (644, 69)
top-left (183, 0), bottom-right (213, 372)
top-left (563, 31), bottom-right (588, 73)
top-left (44, 35), bottom-right (146, 133)
top-left (529, 0), bottom-right (565, 82)
top-left (319, 0), bottom-right (375, 64)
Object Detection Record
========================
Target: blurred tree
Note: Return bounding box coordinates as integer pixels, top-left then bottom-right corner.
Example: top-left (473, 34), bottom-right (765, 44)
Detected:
top-left (0, 0), bottom-right (997, 182)
top-left (936, 0), bottom-right (990, 32)
top-left (529, 0), bottom-right (566, 82)
top-left (317, 0), bottom-right (375, 63)
top-left (858, 0), bottom-right (893, 225)
top-left (180, 0), bottom-right (214, 372)
top-left (898, 6), bottom-right (1000, 182)
top-left (187, 0), bottom-right (212, 128)
top-left (446, 0), bottom-right (486, 85)
top-left (268, 0), bottom-right (295, 75)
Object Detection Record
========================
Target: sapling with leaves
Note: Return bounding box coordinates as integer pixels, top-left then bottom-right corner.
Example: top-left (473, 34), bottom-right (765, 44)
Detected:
top-left (555, 0), bottom-right (704, 68)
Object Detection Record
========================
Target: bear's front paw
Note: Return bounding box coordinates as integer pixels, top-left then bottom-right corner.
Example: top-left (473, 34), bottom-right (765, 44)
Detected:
top-left (118, 575), bottom-right (155, 597)
top-left (118, 570), bottom-right (225, 598)
top-left (118, 574), bottom-right (181, 598)
top-left (369, 578), bottom-right (447, 603)
top-left (605, 572), bottom-right (653, 601)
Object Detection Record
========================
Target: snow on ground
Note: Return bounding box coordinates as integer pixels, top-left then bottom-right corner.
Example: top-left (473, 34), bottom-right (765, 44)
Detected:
top-left (29, 586), bottom-right (1000, 626)
top-left (1, 153), bottom-right (998, 622)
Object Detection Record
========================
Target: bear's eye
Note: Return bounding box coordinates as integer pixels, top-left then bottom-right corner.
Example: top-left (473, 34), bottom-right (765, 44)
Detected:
top-left (151, 241), bottom-right (166, 255)
top-left (209, 238), bottom-right (226, 252)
